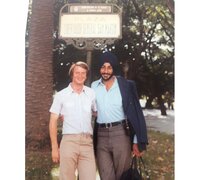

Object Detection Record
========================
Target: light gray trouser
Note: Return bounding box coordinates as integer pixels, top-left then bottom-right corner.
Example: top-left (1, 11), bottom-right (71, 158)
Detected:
top-left (96, 124), bottom-right (131, 180)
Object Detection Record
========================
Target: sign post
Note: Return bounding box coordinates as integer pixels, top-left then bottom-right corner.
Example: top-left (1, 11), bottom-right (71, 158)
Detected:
top-left (59, 3), bottom-right (122, 84)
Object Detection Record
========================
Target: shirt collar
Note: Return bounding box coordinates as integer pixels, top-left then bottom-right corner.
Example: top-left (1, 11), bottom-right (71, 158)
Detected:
top-left (97, 78), bottom-right (104, 86)
top-left (96, 76), bottom-right (118, 88)
top-left (68, 83), bottom-right (86, 94)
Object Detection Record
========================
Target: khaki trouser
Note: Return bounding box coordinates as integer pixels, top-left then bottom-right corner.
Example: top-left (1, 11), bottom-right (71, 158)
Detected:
top-left (60, 134), bottom-right (96, 180)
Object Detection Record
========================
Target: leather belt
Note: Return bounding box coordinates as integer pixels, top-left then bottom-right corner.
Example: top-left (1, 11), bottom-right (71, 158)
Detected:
top-left (97, 120), bottom-right (127, 128)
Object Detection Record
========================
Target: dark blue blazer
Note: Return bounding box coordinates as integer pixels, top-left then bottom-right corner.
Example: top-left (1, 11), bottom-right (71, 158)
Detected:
top-left (117, 76), bottom-right (148, 151)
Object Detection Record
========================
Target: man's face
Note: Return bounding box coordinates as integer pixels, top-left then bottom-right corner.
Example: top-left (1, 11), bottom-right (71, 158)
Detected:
top-left (100, 62), bottom-right (114, 81)
top-left (72, 66), bottom-right (87, 85)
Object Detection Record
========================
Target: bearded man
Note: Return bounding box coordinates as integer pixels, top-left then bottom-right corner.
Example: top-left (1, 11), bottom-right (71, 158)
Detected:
top-left (91, 52), bottom-right (148, 180)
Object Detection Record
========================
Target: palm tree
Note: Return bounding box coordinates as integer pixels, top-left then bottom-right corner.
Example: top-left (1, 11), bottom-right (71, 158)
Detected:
top-left (26, 0), bottom-right (54, 149)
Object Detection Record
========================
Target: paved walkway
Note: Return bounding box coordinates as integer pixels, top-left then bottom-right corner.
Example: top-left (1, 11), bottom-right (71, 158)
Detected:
top-left (144, 109), bottom-right (174, 135)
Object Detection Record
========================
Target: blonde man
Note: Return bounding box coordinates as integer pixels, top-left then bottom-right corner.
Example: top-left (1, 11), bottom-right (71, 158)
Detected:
top-left (49, 61), bottom-right (96, 180)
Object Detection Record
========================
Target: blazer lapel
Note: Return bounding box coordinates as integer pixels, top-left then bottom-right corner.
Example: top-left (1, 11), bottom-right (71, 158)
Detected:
top-left (117, 76), bottom-right (128, 113)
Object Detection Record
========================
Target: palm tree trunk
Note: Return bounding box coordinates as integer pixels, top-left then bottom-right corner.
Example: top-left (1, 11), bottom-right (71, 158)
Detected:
top-left (26, 0), bottom-right (54, 149)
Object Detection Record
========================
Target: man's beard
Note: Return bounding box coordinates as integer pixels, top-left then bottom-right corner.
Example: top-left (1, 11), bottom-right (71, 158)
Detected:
top-left (101, 73), bottom-right (113, 81)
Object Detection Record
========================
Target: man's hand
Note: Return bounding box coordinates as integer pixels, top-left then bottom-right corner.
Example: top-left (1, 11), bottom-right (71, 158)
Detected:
top-left (92, 111), bottom-right (97, 117)
top-left (59, 114), bottom-right (64, 121)
top-left (52, 148), bottom-right (60, 163)
top-left (133, 144), bottom-right (144, 157)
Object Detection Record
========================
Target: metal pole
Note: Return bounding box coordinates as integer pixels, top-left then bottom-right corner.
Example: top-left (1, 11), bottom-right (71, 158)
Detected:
top-left (86, 50), bottom-right (92, 86)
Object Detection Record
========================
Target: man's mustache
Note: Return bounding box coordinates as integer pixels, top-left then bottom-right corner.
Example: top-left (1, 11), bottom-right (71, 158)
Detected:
top-left (102, 73), bottom-right (111, 76)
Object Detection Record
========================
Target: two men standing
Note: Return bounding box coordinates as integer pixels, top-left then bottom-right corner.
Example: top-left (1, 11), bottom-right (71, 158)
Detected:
top-left (49, 52), bottom-right (148, 180)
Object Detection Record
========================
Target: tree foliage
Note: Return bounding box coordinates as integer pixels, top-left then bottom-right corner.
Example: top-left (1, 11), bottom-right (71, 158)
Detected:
top-left (52, 0), bottom-right (174, 114)
top-left (112, 0), bottom-right (174, 114)
top-left (43, 0), bottom-right (174, 115)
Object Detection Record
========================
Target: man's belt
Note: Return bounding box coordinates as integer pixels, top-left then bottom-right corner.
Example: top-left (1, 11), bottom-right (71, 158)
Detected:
top-left (97, 119), bottom-right (127, 128)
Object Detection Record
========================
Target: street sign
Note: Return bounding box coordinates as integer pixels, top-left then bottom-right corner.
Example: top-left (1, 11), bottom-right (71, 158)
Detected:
top-left (60, 14), bottom-right (121, 38)
top-left (59, 3), bottom-right (122, 44)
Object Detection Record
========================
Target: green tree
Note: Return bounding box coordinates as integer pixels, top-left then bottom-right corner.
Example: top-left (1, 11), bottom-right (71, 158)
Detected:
top-left (52, 0), bottom-right (174, 115)
top-left (116, 0), bottom-right (174, 115)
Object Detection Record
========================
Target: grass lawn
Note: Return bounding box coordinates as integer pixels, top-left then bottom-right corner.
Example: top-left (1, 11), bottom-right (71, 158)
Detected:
top-left (26, 130), bottom-right (174, 180)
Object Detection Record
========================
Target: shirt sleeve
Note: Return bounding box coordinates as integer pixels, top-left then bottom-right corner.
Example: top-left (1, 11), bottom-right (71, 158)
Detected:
top-left (133, 135), bottom-right (138, 143)
top-left (49, 94), bottom-right (62, 115)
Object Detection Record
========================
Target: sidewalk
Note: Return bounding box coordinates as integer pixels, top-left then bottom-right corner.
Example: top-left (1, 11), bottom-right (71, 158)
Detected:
top-left (144, 109), bottom-right (174, 135)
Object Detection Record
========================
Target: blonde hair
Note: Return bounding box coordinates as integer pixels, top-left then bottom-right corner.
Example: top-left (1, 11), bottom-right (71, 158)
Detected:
top-left (68, 61), bottom-right (89, 79)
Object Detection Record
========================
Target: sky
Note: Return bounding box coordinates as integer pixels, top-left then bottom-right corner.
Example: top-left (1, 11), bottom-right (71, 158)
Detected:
top-left (1, 0), bottom-right (207, 179)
